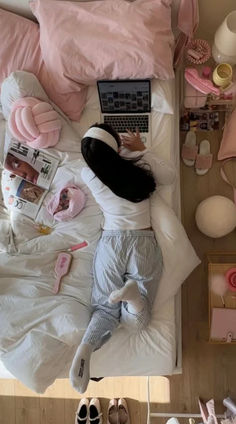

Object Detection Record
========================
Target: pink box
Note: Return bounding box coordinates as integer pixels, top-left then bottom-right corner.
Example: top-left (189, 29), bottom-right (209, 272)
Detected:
top-left (210, 308), bottom-right (236, 342)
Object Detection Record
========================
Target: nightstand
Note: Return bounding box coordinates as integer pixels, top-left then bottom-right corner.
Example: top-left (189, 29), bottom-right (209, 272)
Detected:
top-left (180, 59), bottom-right (235, 132)
top-left (207, 252), bottom-right (236, 344)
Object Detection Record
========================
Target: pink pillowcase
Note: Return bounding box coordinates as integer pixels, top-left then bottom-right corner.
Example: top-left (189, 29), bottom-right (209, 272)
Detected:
top-left (0, 8), bottom-right (87, 121)
top-left (0, 8), bottom-right (42, 88)
top-left (30, 0), bottom-right (174, 86)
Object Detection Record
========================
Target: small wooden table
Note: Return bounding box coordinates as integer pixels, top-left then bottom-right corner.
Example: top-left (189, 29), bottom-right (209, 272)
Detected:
top-left (207, 252), bottom-right (236, 344)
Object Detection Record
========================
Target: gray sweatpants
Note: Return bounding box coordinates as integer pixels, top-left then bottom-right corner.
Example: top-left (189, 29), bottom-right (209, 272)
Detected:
top-left (82, 230), bottom-right (163, 350)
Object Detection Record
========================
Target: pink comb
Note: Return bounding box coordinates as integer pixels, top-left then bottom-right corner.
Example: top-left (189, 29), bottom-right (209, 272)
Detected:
top-left (53, 252), bottom-right (73, 294)
top-left (185, 68), bottom-right (220, 95)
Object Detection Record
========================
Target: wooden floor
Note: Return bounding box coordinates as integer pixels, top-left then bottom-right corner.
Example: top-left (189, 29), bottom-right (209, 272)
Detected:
top-left (0, 127), bottom-right (236, 424)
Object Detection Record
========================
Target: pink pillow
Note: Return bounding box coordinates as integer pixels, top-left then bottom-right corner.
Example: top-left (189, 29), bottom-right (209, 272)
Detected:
top-left (0, 8), bottom-right (87, 121)
top-left (30, 0), bottom-right (174, 86)
top-left (0, 8), bottom-right (42, 88)
top-left (9, 97), bottom-right (62, 149)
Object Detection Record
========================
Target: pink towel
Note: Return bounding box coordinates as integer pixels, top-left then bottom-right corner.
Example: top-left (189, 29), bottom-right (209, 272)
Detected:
top-left (9, 97), bottom-right (62, 149)
top-left (174, 0), bottom-right (199, 67)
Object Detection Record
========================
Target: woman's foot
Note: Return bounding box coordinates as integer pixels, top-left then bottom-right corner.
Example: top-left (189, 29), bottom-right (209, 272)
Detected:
top-left (69, 343), bottom-right (93, 393)
top-left (109, 279), bottom-right (144, 314)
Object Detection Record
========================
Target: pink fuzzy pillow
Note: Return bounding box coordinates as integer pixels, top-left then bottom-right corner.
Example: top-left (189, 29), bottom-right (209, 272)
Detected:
top-left (30, 0), bottom-right (174, 86)
top-left (9, 97), bottom-right (62, 149)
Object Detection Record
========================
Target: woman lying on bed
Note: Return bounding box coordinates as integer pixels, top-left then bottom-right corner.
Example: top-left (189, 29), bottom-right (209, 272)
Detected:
top-left (70, 123), bottom-right (176, 393)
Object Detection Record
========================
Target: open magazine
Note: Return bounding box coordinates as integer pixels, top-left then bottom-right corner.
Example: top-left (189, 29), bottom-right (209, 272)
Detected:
top-left (3, 140), bottom-right (59, 219)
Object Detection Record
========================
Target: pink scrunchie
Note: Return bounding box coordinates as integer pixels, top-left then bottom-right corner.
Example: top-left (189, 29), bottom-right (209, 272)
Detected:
top-left (47, 185), bottom-right (86, 222)
top-left (8, 97), bottom-right (62, 149)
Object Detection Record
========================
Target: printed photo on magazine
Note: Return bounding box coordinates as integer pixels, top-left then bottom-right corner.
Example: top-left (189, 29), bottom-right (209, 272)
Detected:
top-left (2, 141), bottom-right (59, 219)
top-left (4, 140), bottom-right (59, 190)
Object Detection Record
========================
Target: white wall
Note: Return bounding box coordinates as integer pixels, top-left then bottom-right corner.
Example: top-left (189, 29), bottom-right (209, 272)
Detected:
top-left (196, 0), bottom-right (236, 42)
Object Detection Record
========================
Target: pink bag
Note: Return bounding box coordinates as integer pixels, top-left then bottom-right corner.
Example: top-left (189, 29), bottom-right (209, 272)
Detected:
top-left (47, 185), bottom-right (86, 221)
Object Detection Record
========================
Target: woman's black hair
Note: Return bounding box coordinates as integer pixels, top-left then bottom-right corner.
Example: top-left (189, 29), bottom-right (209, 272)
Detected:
top-left (81, 123), bottom-right (156, 203)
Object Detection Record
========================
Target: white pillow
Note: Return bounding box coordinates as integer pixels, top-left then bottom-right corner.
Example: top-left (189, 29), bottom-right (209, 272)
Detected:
top-left (151, 79), bottom-right (174, 114)
top-left (85, 79), bottom-right (174, 115)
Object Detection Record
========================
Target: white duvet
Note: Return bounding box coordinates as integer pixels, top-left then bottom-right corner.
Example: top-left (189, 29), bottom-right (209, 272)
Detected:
top-left (0, 72), bottom-right (200, 393)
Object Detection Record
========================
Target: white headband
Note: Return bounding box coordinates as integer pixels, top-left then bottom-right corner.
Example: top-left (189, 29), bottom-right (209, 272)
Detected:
top-left (82, 127), bottom-right (118, 152)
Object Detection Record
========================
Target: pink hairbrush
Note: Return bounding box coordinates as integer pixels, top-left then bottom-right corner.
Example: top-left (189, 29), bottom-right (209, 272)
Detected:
top-left (53, 252), bottom-right (73, 294)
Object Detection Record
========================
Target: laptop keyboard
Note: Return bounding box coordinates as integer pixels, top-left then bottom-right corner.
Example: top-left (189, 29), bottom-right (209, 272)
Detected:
top-left (104, 115), bottom-right (149, 133)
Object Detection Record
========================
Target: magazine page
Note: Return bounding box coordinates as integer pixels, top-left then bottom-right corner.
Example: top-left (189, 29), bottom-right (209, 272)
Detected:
top-left (4, 140), bottom-right (59, 190)
top-left (2, 170), bottom-right (47, 219)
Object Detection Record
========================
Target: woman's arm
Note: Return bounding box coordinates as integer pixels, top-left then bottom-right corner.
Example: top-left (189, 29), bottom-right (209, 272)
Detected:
top-left (121, 129), bottom-right (176, 185)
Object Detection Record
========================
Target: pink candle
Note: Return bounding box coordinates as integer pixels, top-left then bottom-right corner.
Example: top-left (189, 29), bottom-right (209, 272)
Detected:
top-left (225, 267), bottom-right (236, 292)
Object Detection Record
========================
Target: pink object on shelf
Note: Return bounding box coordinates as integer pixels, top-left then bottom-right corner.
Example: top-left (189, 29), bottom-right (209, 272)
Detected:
top-left (210, 307), bottom-right (236, 342)
top-left (185, 68), bottom-right (220, 95)
top-left (186, 38), bottom-right (211, 64)
top-left (225, 267), bottom-right (236, 292)
top-left (202, 66), bottom-right (212, 78)
top-left (184, 80), bottom-right (207, 108)
top-left (53, 252), bottom-right (73, 294)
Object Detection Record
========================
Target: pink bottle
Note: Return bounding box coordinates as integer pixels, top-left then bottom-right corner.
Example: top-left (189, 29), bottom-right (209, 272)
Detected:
top-left (53, 252), bottom-right (73, 294)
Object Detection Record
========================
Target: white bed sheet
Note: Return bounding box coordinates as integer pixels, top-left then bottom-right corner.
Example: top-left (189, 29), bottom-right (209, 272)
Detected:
top-left (0, 74), bottom-right (199, 392)
top-left (0, 81), bottom-right (177, 378)
top-left (73, 81), bottom-right (179, 379)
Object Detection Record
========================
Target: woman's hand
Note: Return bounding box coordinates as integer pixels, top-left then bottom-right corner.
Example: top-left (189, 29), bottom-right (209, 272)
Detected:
top-left (120, 128), bottom-right (146, 152)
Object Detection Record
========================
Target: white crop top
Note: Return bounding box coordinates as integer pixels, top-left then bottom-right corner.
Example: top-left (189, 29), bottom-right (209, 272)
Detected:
top-left (81, 149), bottom-right (176, 230)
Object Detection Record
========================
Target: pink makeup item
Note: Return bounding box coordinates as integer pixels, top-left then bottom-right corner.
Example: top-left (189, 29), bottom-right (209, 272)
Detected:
top-left (185, 68), bottom-right (221, 96)
top-left (53, 252), bottom-right (73, 294)
top-left (202, 66), bottom-right (212, 78)
top-left (66, 241), bottom-right (88, 252)
top-left (225, 267), bottom-right (236, 292)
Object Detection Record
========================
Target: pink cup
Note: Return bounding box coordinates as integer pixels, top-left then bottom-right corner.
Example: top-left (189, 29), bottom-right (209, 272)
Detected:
top-left (225, 267), bottom-right (236, 292)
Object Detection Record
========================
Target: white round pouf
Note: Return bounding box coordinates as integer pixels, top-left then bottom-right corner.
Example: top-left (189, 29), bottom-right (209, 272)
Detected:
top-left (195, 195), bottom-right (236, 238)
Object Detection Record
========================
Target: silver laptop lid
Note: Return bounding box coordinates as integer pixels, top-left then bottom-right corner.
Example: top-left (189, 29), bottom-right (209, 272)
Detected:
top-left (97, 79), bottom-right (151, 114)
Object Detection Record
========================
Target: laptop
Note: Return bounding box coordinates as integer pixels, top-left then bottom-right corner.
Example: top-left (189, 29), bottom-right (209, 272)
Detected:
top-left (97, 79), bottom-right (152, 147)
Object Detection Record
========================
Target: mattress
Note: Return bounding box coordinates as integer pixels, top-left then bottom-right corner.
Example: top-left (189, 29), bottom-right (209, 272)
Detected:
top-left (0, 77), bottom-right (176, 376)
top-left (0, 70), bottom-right (200, 393)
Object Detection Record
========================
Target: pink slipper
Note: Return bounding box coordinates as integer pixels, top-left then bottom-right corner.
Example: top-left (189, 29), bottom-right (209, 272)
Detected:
top-left (195, 139), bottom-right (213, 175)
top-left (181, 131), bottom-right (198, 166)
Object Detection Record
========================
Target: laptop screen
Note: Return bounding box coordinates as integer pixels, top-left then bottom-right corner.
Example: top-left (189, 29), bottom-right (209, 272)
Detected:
top-left (97, 79), bottom-right (151, 114)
